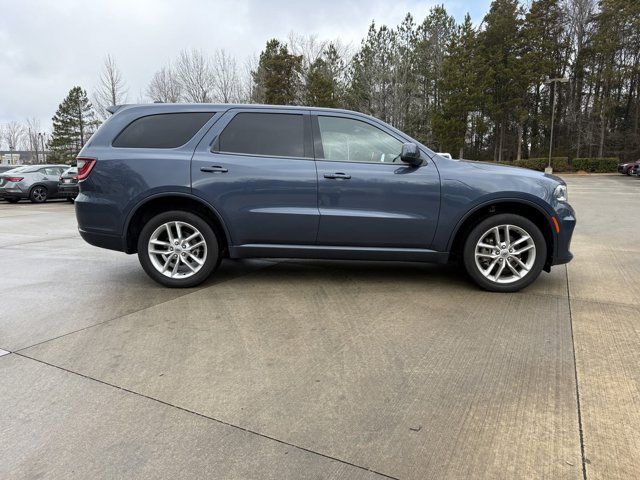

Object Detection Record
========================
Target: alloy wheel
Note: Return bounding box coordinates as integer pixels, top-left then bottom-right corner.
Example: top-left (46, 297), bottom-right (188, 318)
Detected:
top-left (32, 187), bottom-right (47, 202)
top-left (474, 224), bottom-right (536, 284)
top-left (147, 221), bottom-right (208, 279)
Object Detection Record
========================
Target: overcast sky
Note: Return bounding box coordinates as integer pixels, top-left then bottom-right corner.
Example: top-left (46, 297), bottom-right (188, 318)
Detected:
top-left (0, 0), bottom-right (490, 129)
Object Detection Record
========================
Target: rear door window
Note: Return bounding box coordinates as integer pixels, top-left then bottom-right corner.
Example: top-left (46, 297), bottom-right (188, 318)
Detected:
top-left (217, 113), bottom-right (306, 158)
top-left (113, 112), bottom-right (214, 148)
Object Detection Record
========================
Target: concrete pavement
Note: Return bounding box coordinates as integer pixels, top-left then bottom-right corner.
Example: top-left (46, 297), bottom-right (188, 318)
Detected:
top-left (1, 175), bottom-right (638, 479)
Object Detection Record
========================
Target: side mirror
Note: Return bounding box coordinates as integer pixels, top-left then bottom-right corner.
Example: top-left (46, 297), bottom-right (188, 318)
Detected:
top-left (400, 143), bottom-right (422, 166)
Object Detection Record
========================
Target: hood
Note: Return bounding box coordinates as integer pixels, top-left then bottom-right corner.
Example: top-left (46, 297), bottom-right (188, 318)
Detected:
top-left (454, 159), bottom-right (565, 184)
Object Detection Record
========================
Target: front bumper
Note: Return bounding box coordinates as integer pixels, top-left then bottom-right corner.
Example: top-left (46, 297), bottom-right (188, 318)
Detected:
top-left (551, 202), bottom-right (576, 266)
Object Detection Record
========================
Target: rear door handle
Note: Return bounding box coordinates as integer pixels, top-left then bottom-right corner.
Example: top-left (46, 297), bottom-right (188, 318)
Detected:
top-left (324, 172), bottom-right (351, 180)
top-left (201, 165), bottom-right (228, 173)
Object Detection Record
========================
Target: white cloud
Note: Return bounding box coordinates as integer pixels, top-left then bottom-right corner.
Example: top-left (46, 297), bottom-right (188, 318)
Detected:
top-left (0, 0), bottom-right (489, 128)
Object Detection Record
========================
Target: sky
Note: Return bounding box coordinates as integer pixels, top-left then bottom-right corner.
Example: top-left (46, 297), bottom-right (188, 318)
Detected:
top-left (0, 0), bottom-right (491, 130)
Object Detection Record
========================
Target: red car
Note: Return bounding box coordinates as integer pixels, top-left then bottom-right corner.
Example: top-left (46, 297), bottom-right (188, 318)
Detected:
top-left (618, 159), bottom-right (640, 175)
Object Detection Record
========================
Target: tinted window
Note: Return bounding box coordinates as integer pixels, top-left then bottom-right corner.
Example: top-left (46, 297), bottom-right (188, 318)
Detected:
top-left (113, 112), bottom-right (214, 148)
top-left (218, 113), bottom-right (305, 158)
top-left (318, 116), bottom-right (402, 163)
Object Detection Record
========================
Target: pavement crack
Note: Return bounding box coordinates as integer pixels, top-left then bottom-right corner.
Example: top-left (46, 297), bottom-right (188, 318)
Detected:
top-left (566, 264), bottom-right (588, 480)
top-left (14, 352), bottom-right (398, 480)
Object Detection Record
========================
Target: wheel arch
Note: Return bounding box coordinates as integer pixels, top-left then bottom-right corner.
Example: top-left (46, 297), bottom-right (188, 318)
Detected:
top-left (124, 193), bottom-right (231, 254)
top-left (448, 199), bottom-right (555, 268)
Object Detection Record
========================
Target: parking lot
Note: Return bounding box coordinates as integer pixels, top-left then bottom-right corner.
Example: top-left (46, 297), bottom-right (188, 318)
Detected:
top-left (0, 174), bottom-right (638, 479)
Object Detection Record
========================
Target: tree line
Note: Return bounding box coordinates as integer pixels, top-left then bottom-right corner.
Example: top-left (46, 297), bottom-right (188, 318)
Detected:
top-left (3, 0), bottom-right (638, 165)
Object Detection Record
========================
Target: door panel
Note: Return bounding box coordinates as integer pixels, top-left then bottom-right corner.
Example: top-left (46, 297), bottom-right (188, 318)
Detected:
top-left (191, 109), bottom-right (319, 246)
top-left (313, 113), bottom-right (440, 249)
top-left (316, 160), bottom-right (440, 248)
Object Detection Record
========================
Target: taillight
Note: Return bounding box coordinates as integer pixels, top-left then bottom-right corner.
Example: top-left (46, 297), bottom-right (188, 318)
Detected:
top-left (76, 157), bottom-right (97, 181)
top-left (5, 177), bottom-right (24, 182)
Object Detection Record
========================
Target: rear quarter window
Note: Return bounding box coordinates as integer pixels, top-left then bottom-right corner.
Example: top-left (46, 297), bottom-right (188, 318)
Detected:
top-left (113, 112), bottom-right (214, 148)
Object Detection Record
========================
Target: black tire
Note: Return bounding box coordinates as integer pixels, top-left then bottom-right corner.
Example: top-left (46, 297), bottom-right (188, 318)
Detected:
top-left (6, 198), bottom-right (19, 204)
top-left (29, 185), bottom-right (48, 203)
top-left (462, 213), bottom-right (547, 292)
top-left (137, 210), bottom-right (220, 288)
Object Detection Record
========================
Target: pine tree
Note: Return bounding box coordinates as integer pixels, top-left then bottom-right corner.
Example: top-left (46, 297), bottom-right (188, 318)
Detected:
top-left (412, 7), bottom-right (456, 145)
top-left (477, 0), bottom-right (527, 162)
top-left (251, 39), bottom-right (302, 105)
top-left (346, 23), bottom-right (396, 122)
top-left (305, 59), bottom-right (337, 107)
top-left (49, 86), bottom-right (98, 163)
top-left (433, 14), bottom-right (478, 158)
top-left (522, 0), bottom-right (567, 157)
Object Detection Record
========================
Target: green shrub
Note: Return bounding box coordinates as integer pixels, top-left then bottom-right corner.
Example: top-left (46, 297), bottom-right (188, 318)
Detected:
top-left (571, 157), bottom-right (619, 173)
top-left (513, 157), bottom-right (569, 172)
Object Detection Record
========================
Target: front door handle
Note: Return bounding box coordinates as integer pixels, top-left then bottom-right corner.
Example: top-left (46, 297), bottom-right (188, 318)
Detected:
top-left (201, 165), bottom-right (228, 173)
top-left (324, 172), bottom-right (351, 180)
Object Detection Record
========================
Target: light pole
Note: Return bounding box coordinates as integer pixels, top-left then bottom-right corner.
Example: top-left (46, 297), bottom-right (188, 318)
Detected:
top-left (39, 132), bottom-right (46, 163)
top-left (544, 76), bottom-right (569, 173)
top-left (30, 127), bottom-right (38, 164)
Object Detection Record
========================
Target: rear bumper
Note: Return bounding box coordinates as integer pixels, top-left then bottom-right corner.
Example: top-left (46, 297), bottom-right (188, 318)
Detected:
top-left (0, 187), bottom-right (28, 199)
top-left (58, 184), bottom-right (79, 197)
top-left (78, 228), bottom-right (126, 252)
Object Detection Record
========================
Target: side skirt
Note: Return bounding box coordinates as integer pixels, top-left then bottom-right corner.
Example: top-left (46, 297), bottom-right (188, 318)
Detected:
top-left (229, 244), bottom-right (450, 263)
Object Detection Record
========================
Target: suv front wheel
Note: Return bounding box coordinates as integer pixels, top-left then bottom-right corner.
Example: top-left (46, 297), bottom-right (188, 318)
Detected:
top-left (463, 213), bottom-right (547, 292)
top-left (137, 210), bottom-right (220, 288)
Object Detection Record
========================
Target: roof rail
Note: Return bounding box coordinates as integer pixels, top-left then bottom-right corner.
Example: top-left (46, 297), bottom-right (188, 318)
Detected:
top-left (106, 105), bottom-right (127, 115)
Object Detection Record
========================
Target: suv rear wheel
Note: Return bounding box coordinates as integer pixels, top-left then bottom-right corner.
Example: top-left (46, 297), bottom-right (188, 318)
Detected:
top-left (463, 213), bottom-right (547, 292)
top-left (137, 210), bottom-right (220, 288)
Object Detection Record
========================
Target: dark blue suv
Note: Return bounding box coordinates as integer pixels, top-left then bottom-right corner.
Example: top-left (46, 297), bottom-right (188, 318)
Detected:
top-left (75, 104), bottom-right (575, 292)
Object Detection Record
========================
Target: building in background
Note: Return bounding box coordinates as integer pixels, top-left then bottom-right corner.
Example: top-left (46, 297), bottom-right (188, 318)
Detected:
top-left (0, 151), bottom-right (49, 165)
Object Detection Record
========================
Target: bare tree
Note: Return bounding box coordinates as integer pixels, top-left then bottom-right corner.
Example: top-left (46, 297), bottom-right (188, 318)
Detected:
top-left (25, 118), bottom-right (42, 162)
top-left (212, 49), bottom-right (242, 103)
top-left (288, 32), bottom-right (328, 71)
top-left (147, 64), bottom-right (182, 103)
top-left (1, 121), bottom-right (26, 151)
top-left (175, 49), bottom-right (215, 103)
top-left (93, 54), bottom-right (128, 119)
top-left (241, 54), bottom-right (259, 103)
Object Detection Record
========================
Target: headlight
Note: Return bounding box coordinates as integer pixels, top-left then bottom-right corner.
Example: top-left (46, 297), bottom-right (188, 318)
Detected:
top-left (554, 184), bottom-right (568, 202)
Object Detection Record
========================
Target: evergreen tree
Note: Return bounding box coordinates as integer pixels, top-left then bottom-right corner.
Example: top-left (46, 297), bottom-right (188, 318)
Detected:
top-left (433, 14), bottom-right (478, 158)
top-left (305, 58), bottom-right (337, 107)
top-left (477, 0), bottom-right (527, 161)
top-left (303, 44), bottom-right (345, 107)
top-left (346, 22), bottom-right (396, 122)
top-left (522, 0), bottom-right (568, 157)
top-left (412, 7), bottom-right (456, 145)
top-left (251, 39), bottom-right (302, 105)
top-left (49, 86), bottom-right (98, 163)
